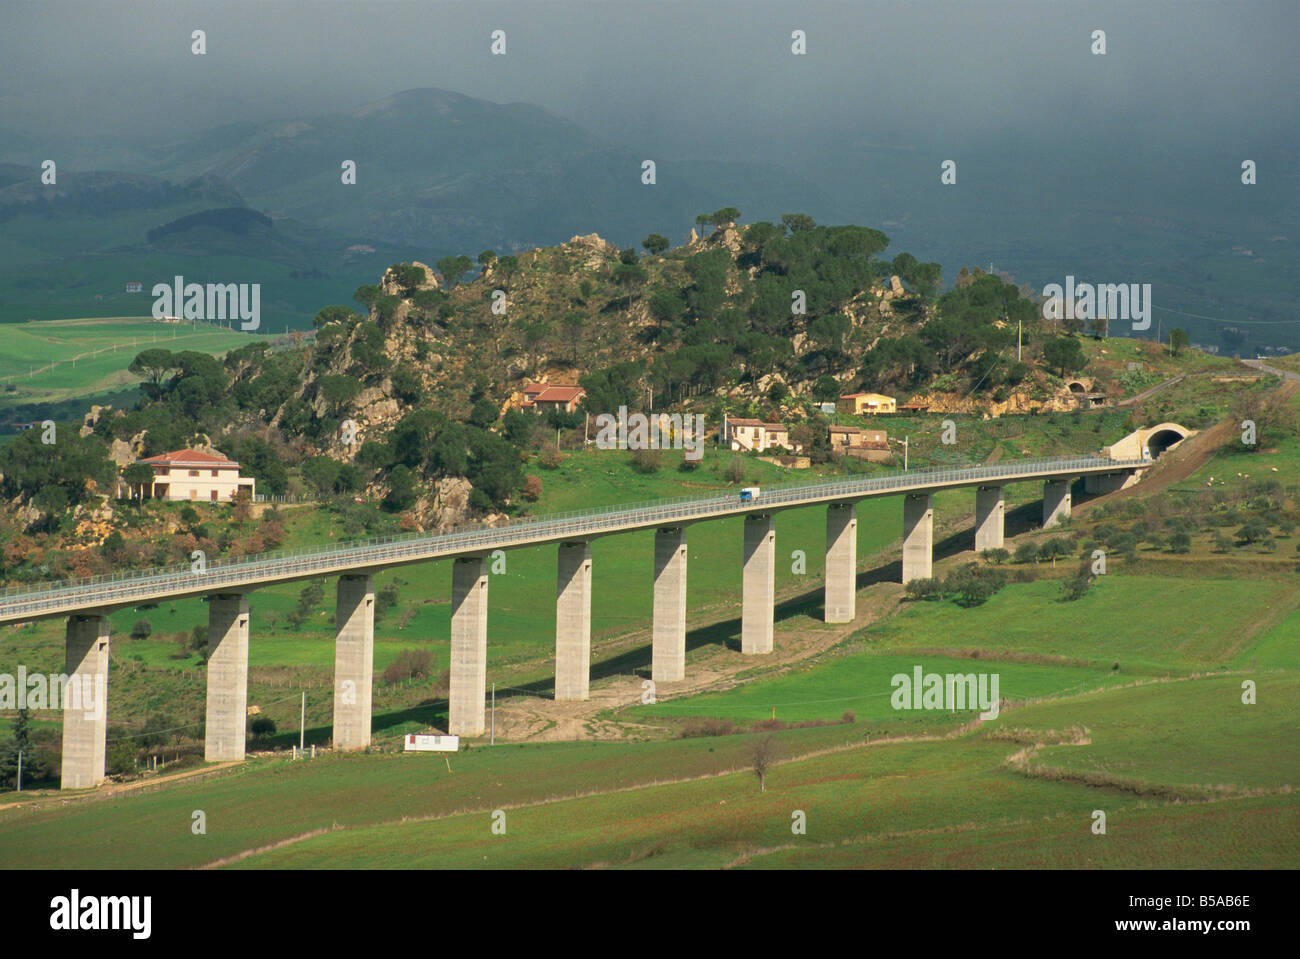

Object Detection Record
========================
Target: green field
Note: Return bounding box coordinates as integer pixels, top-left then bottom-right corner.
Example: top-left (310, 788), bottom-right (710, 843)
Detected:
top-left (0, 317), bottom-right (258, 407)
top-left (3, 672), bottom-right (1292, 870)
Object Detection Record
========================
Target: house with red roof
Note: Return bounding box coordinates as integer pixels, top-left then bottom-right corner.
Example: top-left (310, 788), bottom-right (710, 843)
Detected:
top-left (521, 384), bottom-right (587, 414)
top-left (123, 449), bottom-right (256, 502)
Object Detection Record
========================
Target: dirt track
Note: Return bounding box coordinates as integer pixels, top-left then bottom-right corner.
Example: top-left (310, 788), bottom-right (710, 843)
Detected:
top-left (490, 581), bottom-right (905, 743)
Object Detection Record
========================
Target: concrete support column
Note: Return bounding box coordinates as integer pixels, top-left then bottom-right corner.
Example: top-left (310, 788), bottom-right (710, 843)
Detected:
top-left (332, 574), bottom-right (374, 751)
top-left (902, 493), bottom-right (933, 584)
top-left (1043, 479), bottom-right (1072, 529)
top-left (449, 556), bottom-right (489, 737)
top-left (742, 514), bottom-right (775, 654)
top-left (555, 542), bottom-right (593, 701)
top-left (60, 614), bottom-right (110, 789)
top-left (974, 486), bottom-right (1005, 553)
top-left (825, 504), bottom-right (857, 623)
top-left (205, 594), bottom-right (250, 762)
top-left (652, 527), bottom-right (688, 683)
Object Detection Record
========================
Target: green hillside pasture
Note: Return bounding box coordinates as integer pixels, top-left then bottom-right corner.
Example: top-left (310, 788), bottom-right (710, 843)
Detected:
top-left (862, 575), bottom-right (1290, 671)
top-left (2, 674), bottom-right (1291, 870)
top-left (633, 653), bottom-right (1126, 725)
top-left (0, 723), bottom-right (864, 870)
top-left (233, 675), bottom-right (1298, 869)
top-left (977, 674), bottom-right (1300, 793)
top-left (0, 317), bottom-right (255, 397)
top-left (233, 674), bottom-right (1298, 869)
top-left (742, 795), bottom-right (1294, 869)
top-left (1235, 604), bottom-right (1300, 670)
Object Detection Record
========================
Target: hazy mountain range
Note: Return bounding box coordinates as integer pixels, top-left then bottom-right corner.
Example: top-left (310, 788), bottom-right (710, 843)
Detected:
top-left (0, 86), bottom-right (1294, 351)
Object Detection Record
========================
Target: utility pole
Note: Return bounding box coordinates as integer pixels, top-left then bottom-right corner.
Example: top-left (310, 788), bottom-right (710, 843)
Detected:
top-left (299, 691), bottom-right (305, 755)
top-left (904, 436), bottom-right (909, 471)
top-left (15, 750), bottom-right (20, 792)
top-left (491, 683), bottom-right (495, 746)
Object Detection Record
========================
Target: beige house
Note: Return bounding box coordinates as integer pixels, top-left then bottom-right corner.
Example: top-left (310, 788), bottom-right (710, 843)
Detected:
top-left (837, 392), bottom-right (896, 415)
top-left (725, 418), bottom-right (802, 453)
top-left (126, 449), bottom-right (255, 502)
top-left (829, 426), bottom-right (891, 463)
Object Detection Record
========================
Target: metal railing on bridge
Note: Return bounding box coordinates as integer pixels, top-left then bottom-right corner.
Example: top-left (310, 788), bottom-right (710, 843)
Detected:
top-left (0, 455), bottom-right (1146, 620)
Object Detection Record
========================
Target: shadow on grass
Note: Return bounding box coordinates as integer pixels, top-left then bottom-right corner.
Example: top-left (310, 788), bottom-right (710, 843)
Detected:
top-left (355, 490), bottom-right (1068, 736)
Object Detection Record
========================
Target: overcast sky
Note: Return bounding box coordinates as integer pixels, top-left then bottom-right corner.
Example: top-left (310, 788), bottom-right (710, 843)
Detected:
top-left (3, 0), bottom-right (1296, 165)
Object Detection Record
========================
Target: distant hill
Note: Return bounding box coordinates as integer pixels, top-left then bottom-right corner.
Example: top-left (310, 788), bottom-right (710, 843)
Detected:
top-left (0, 168), bottom-right (242, 223)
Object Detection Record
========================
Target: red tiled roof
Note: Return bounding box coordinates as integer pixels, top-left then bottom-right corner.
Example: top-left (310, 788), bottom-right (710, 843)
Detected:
top-left (532, 386), bottom-right (585, 403)
top-left (139, 449), bottom-right (239, 468)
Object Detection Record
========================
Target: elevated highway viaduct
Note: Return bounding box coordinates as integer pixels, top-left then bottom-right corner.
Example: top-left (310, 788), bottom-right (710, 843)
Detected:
top-left (0, 454), bottom-right (1150, 788)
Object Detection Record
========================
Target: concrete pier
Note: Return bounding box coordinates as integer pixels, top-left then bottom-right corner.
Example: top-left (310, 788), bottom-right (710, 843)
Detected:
top-left (555, 541), bottom-right (592, 700)
top-left (652, 527), bottom-right (688, 682)
top-left (825, 504), bottom-right (857, 623)
top-left (902, 493), bottom-right (934, 583)
top-left (60, 614), bottom-right (110, 789)
top-left (449, 556), bottom-right (489, 737)
top-left (205, 594), bottom-right (250, 762)
top-left (742, 514), bottom-right (775, 654)
top-left (332, 574), bottom-right (374, 750)
top-left (1043, 479), bottom-right (1072, 528)
top-left (974, 486), bottom-right (1005, 552)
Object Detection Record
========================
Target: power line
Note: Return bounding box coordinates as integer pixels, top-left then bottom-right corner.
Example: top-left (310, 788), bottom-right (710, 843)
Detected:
top-left (1150, 305), bottom-right (1295, 326)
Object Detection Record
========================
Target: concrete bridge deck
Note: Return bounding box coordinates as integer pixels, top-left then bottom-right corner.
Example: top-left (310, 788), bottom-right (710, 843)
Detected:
top-left (1, 455), bottom-right (1146, 624)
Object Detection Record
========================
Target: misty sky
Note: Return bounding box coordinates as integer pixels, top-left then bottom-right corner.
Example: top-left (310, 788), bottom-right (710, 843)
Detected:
top-left (3, 0), bottom-right (1297, 165)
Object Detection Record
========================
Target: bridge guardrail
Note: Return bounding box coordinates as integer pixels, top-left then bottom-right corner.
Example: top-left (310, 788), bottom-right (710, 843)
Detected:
top-left (0, 455), bottom-right (1147, 618)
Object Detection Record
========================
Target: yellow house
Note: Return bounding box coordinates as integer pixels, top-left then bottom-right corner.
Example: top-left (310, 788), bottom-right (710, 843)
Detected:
top-left (837, 392), bottom-right (896, 415)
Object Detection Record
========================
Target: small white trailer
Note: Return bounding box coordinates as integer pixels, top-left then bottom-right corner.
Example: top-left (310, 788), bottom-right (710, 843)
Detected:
top-left (403, 734), bottom-right (460, 752)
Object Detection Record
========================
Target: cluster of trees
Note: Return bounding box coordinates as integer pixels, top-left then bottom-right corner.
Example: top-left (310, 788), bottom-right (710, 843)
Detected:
top-left (626, 213), bottom-right (941, 403)
top-left (859, 272), bottom-right (1039, 395)
top-left (903, 563), bottom-right (1008, 607)
top-left (0, 427), bottom-right (116, 528)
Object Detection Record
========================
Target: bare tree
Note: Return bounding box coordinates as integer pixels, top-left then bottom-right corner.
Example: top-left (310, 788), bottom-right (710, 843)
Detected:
top-left (750, 733), bottom-right (778, 792)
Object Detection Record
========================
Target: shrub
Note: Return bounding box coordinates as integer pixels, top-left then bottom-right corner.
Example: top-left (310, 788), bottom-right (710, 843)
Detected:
top-left (375, 584), bottom-right (400, 621)
top-left (678, 718), bottom-right (737, 738)
top-left (1013, 542), bottom-right (1040, 564)
top-left (841, 710), bottom-right (856, 724)
top-left (382, 648), bottom-right (435, 684)
top-left (1167, 530), bottom-right (1192, 554)
top-left (1039, 537), bottom-right (1074, 561)
top-left (1059, 563), bottom-right (1094, 602)
top-left (522, 474), bottom-right (543, 500)
top-left (630, 448), bottom-right (662, 474)
top-left (130, 619), bottom-right (152, 640)
top-left (250, 716), bottom-right (277, 739)
top-left (981, 547), bottom-right (1010, 565)
top-left (537, 447), bottom-right (564, 470)
top-left (1236, 518), bottom-right (1271, 544)
top-left (943, 563), bottom-right (1006, 608)
top-left (903, 577), bottom-right (942, 601)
